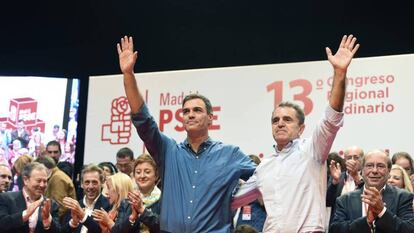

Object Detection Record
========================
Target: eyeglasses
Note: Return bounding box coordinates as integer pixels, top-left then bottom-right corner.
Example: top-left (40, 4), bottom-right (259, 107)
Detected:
top-left (47, 150), bottom-right (60, 154)
top-left (364, 163), bottom-right (387, 171)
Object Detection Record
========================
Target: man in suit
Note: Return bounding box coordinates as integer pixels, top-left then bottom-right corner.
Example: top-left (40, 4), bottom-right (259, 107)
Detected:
top-left (0, 162), bottom-right (61, 233)
top-left (62, 164), bottom-right (110, 233)
top-left (327, 146), bottom-right (364, 223)
top-left (35, 156), bottom-right (77, 222)
top-left (330, 149), bottom-right (414, 233)
top-left (0, 164), bottom-right (12, 193)
top-left (11, 120), bottom-right (30, 148)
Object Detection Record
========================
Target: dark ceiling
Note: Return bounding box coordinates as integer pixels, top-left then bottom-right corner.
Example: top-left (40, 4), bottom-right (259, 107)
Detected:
top-left (1, 0), bottom-right (413, 78)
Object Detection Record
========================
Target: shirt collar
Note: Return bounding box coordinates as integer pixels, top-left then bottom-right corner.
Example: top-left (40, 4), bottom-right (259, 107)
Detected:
top-left (83, 193), bottom-right (101, 209)
top-left (22, 187), bottom-right (43, 203)
top-left (183, 137), bottom-right (213, 149)
top-left (273, 138), bottom-right (300, 156)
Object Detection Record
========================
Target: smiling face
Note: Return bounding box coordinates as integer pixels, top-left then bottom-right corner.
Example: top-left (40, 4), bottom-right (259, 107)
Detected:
top-left (362, 151), bottom-right (390, 190)
top-left (388, 168), bottom-right (404, 189)
top-left (82, 171), bottom-right (102, 203)
top-left (271, 107), bottom-right (305, 150)
top-left (23, 168), bottom-right (48, 200)
top-left (182, 98), bottom-right (212, 137)
top-left (134, 162), bottom-right (158, 195)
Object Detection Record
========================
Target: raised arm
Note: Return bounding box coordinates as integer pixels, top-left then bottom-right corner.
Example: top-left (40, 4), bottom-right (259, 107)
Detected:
top-left (326, 35), bottom-right (360, 112)
top-left (117, 36), bottom-right (144, 114)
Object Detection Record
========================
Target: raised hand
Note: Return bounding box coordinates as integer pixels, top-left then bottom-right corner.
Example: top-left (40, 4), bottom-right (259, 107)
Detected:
top-left (326, 35), bottom-right (360, 73)
top-left (117, 36), bottom-right (138, 74)
top-left (41, 198), bottom-right (52, 227)
top-left (361, 187), bottom-right (384, 217)
top-left (128, 190), bottom-right (145, 221)
top-left (63, 197), bottom-right (85, 220)
top-left (23, 199), bottom-right (43, 222)
top-left (329, 160), bottom-right (342, 184)
top-left (92, 208), bottom-right (113, 229)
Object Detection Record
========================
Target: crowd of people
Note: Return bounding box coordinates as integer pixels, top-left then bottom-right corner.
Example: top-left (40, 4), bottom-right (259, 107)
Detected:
top-left (0, 34), bottom-right (413, 233)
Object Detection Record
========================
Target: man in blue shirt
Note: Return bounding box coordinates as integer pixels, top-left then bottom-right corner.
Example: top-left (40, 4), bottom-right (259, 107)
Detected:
top-left (117, 36), bottom-right (256, 233)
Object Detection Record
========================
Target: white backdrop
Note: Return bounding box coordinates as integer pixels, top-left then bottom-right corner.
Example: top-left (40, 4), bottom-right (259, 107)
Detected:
top-left (85, 54), bottom-right (414, 164)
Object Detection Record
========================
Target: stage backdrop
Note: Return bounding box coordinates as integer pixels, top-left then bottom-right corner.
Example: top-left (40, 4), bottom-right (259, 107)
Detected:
top-left (85, 54), bottom-right (413, 164)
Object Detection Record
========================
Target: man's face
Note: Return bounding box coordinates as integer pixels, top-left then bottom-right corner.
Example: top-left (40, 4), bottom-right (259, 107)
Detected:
top-left (182, 98), bottom-right (212, 136)
top-left (344, 147), bottom-right (363, 172)
top-left (81, 171), bottom-right (102, 203)
top-left (395, 157), bottom-right (413, 176)
top-left (362, 152), bottom-right (390, 190)
top-left (0, 166), bottom-right (12, 192)
top-left (23, 168), bottom-right (48, 200)
top-left (272, 107), bottom-right (304, 148)
top-left (46, 144), bottom-right (61, 163)
top-left (116, 157), bottom-right (133, 175)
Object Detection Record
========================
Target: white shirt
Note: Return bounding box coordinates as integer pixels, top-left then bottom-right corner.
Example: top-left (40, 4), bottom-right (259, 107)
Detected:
top-left (234, 105), bottom-right (343, 233)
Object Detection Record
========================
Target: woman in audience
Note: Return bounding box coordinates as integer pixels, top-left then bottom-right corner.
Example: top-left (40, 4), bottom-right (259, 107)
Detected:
top-left (392, 152), bottom-right (414, 188)
top-left (92, 172), bottom-right (133, 233)
top-left (12, 154), bottom-right (33, 191)
top-left (388, 164), bottom-right (413, 193)
top-left (127, 154), bottom-right (161, 233)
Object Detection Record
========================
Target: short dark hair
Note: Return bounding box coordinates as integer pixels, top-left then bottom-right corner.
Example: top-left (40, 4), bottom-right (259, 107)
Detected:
top-left (98, 162), bottom-right (118, 175)
top-left (21, 162), bottom-right (48, 178)
top-left (35, 156), bottom-right (56, 169)
top-left (273, 101), bottom-right (305, 125)
top-left (46, 140), bottom-right (62, 154)
top-left (182, 94), bottom-right (213, 115)
top-left (116, 147), bottom-right (134, 160)
top-left (82, 164), bottom-right (105, 183)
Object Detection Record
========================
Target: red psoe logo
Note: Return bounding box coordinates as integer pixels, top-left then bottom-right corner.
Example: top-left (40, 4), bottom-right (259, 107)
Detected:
top-left (101, 97), bottom-right (132, 144)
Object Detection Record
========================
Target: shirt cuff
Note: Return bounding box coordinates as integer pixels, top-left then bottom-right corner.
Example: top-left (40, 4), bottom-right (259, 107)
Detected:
top-left (22, 210), bottom-right (27, 221)
top-left (325, 105), bottom-right (344, 127)
top-left (377, 206), bottom-right (387, 218)
top-left (69, 219), bottom-right (79, 228)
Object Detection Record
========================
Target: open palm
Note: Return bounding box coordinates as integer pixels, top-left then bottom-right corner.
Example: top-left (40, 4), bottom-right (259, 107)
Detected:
top-left (326, 35), bottom-right (360, 71)
top-left (117, 36), bottom-right (138, 74)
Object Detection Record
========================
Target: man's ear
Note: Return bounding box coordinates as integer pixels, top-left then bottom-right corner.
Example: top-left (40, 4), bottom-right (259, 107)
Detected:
top-left (298, 124), bottom-right (305, 136)
top-left (208, 114), bottom-right (213, 126)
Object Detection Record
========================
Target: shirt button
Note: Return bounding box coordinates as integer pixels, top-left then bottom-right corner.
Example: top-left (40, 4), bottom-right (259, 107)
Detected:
top-left (194, 170), bottom-right (198, 174)
top-left (187, 216), bottom-right (191, 219)
top-left (196, 156), bottom-right (199, 159)
top-left (192, 185), bottom-right (196, 189)
top-left (190, 200), bottom-right (193, 203)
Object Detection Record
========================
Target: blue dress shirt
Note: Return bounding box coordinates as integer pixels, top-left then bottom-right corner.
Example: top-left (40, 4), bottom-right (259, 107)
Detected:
top-left (132, 104), bottom-right (256, 233)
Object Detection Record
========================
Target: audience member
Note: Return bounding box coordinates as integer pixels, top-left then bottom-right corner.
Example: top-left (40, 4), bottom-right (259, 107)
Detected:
top-left (388, 164), bottom-right (413, 193)
top-left (99, 162), bottom-right (118, 177)
top-left (12, 154), bottom-right (33, 191)
top-left (36, 156), bottom-right (77, 222)
top-left (392, 152), bottom-right (414, 188)
top-left (127, 154), bottom-right (160, 233)
top-left (326, 146), bottom-right (364, 224)
top-left (62, 164), bottom-right (110, 233)
top-left (116, 147), bottom-right (134, 176)
top-left (0, 162), bottom-right (61, 233)
top-left (0, 164), bottom-right (12, 193)
top-left (330, 150), bottom-right (414, 233)
top-left (92, 172), bottom-right (133, 233)
top-left (0, 122), bottom-right (11, 161)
